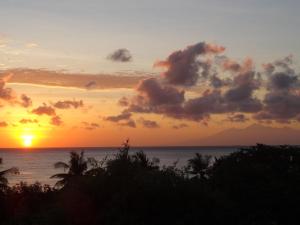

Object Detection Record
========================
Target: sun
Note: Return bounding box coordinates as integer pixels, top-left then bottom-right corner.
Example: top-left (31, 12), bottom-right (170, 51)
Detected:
top-left (21, 135), bottom-right (34, 148)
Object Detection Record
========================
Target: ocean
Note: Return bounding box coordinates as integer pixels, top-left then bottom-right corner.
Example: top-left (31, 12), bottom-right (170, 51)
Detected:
top-left (0, 146), bottom-right (239, 186)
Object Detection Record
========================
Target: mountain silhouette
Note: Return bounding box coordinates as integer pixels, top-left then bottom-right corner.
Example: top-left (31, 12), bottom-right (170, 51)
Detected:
top-left (192, 124), bottom-right (300, 146)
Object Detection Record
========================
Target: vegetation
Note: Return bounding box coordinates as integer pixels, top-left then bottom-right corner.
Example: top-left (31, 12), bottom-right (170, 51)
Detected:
top-left (0, 158), bottom-right (19, 190)
top-left (0, 143), bottom-right (300, 225)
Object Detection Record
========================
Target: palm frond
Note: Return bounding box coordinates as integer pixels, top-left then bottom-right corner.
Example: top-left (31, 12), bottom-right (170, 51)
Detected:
top-left (50, 173), bottom-right (70, 179)
top-left (54, 179), bottom-right (68, 188)
top-left (0, 167), bottom-right (19, 176)
top-left (0, 176), bottom-right (8, 185)
top-left (54, 162), bottom-right (69, 170)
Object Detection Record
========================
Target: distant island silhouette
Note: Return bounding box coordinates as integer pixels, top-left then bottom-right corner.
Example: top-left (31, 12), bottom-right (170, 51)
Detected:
top-left (191, 124), bottom-right (300, 146)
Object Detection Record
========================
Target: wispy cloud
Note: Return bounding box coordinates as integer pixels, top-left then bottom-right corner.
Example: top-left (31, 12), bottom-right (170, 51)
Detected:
top-left (31, 104), bottom-right (56, 116)
top-left (82, 122), bottom-right (100, 130)
top-left (52, 100), bottom-right (84, 109)
top-left (19, 118), bottom-right (38, 124)
top-left (1, 69), bottom-right (148, 90)
top-left (138, 117), bottom-right (159, 128)
top-left (25, 42), bottom-right (38, 48)
top-left (104, 111), bottom-right (136, 128)
top-left (51, 116), bottom-right (63, 126)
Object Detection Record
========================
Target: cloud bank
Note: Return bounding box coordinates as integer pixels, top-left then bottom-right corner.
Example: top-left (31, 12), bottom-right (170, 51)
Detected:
top-left (0, 69), bottom-right (148, 90)
top-left (116, 42), bottom-right (300, 124)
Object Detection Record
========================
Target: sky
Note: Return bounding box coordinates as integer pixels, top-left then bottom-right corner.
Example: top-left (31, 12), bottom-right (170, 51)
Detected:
top-left (0, 0), bottom-right (299, 147)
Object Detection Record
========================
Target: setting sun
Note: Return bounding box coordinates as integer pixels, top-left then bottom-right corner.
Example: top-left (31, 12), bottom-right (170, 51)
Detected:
top-left (21, 135), bottom-right (34, 147)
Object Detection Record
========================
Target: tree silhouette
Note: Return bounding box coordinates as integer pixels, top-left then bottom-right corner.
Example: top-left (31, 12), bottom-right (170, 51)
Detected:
top-left (0, 157), bottom-right (19, 189)
top-left (51, 151), bottom-right (91, 187)
top-left (186, 153), bottom-right (211, 179)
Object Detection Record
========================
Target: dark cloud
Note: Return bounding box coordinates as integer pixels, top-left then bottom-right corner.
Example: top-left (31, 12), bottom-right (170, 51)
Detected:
top-left (226, 114), bottom-right (249, 123)
top-left (0, 76), bottom-right (15, 102)
top-left (119, 119), bottom-right (136, 128)
top-left (19, 118), bottom-right (38, 124)
top-left (53, 100), bottom-right (84, 109)
top-left (104, 111), bottom-right (136, 128)
top-left (118, 97), bottom-right (129, 107)
top-left (85, 81), bottom-right (97, 89)
top-left (254, 57), bottom-right (300, 123)
top-left (82, 122), bottom-right (100, 130)
top-left (222, 58), bottom-right (242, 73)
top-left (104, 111), bottom-right (132, 122)
top-left (107, 49), bottom-right (132, 62)
top-left (154, 42), bottom-right (225, 86)
top-left (19, 94), bottom-right (32, 108)
top-left (32, 104), bottom-right (56, 116)
top-left (0, 121), bottom-right (8, 127)
top-left (139, 118), bottom-right (159, 128)
top-left (120, 51), bottom-right (300, 124)
top-left (172, 123), bottom-right (188, 129)
top-left (136, 78), bottom-right (185, 106)
top-left (223, 71), bottom-right (262, 113)
top-left (51, 116), bottom-right (63, 126)
top-left (0, 75), bottom-right (33, 108)
top-left (120, 42), bottom-right (265, 123)
top-left (269, 72), bottom-right (299, 90)
top-left (209, 75), bottom-right (229, 88)
top-left (257, 91), bottom-right (300, 122)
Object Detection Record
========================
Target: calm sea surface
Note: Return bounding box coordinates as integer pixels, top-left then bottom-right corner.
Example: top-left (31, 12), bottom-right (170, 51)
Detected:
top-left (0, 146), bottom-right (239, 186)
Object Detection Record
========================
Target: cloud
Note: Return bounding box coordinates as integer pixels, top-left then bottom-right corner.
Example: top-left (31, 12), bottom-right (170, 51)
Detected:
top-left (172, 123), bottom-right (188, 129)
top-left (19, 118), bottom-right (38, 124)
top-left (0, 121), bottom-right (8, 127)
top-left (32, 104), bottom-right (56, 116)
top-left (0, 76), bottom-right (16, 102)
top-left (268, 72), bottom-right (299, 90)
top-left (104, 111), bottom-right (132, 122)
top-left (135, 78), bottom-right (185, 106)
top-left (19, 94), bottom-right (32, 108)
top-left (154, 42), bottom-right (225, 86)
top-left (223, 70), bottom-right (262, 113)
top-left (118, 96), bottom-right (129, 107)
top-left (119, 42), bottom-right (271, 124)
top-left (85, 81), bottom-right (97, 89)
top-left (0, 75), bottom-right (33, 108)
top-left (139, 118), bottom-right (159, 128)
top-left (226, 114), bottom-right (249, 123)
top-left (104, 111), bottom-right (136, 128)
top-left (53, 100), bottom-right (84, 109)
top-left (51, 116), bottom-right (63, 126)
top-left (209, 75), bottom-right (230, 88)
top-left (82, 122), bottom-right (100, 130)
top-left (107, 48), bottom-right (132, 62)
top-left (254, 56), bottom-right (300, 123)
top-left (119, 119), bottom-right (136, 128)
top-left (0, 69), bottom-right (148, 90)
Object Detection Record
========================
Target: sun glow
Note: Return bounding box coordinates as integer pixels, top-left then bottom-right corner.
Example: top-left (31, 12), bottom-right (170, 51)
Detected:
top-left (21, 134), bottom-right (34, 147)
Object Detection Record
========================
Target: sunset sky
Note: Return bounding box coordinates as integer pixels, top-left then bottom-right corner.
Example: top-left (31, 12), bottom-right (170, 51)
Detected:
top-left (0, 0), bottom-right (299, 147)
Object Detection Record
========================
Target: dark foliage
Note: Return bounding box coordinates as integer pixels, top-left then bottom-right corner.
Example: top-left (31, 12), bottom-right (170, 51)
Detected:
top-left (1, 143), bottom-right (300, 225)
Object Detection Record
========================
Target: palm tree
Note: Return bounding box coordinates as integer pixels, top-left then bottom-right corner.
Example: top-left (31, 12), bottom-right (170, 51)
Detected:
top-left (187, 153), bottom-right (211, 179)
top-left (51, 151), bottom-right (90, 187)
top-left (0, 157), bottom-right (19, 189)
